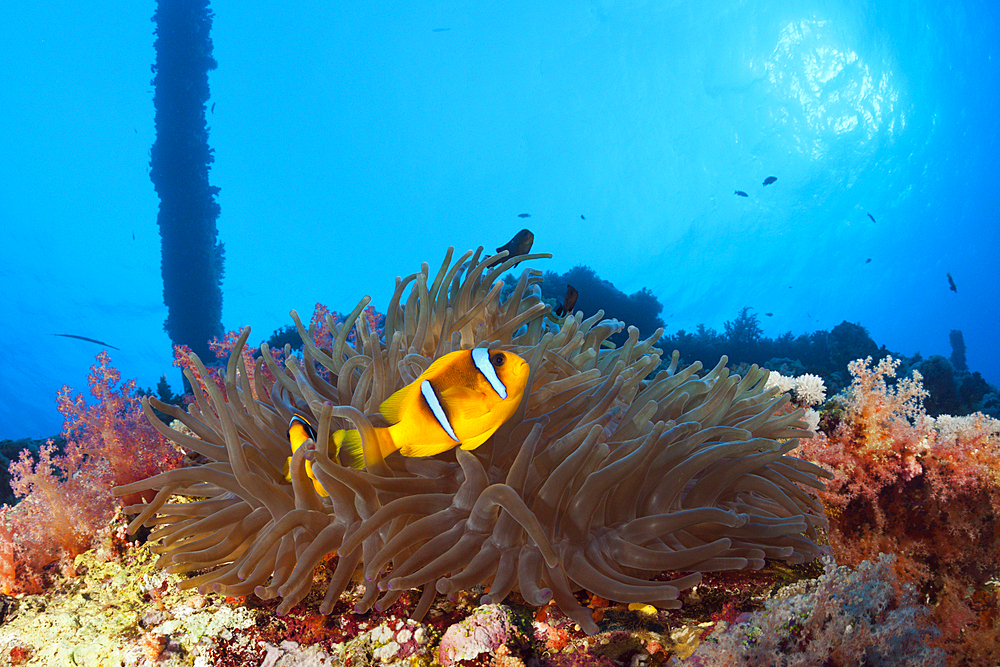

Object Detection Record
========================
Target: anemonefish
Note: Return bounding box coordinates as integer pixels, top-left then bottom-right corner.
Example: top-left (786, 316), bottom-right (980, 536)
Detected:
top-left (554, 284), bottom-right (578, 317)
top-left (336, 348), bottom-right (530, 464)
top-left (496, 228), bottom-right (534, 258)
top-left (283, 412), bottom-right (332, 497)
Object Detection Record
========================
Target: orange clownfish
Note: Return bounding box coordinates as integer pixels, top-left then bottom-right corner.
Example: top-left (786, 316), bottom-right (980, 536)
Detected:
top-left (283, 412), bottom-right (335, 497)
top-left (336, 347), bottom-right (530, 464)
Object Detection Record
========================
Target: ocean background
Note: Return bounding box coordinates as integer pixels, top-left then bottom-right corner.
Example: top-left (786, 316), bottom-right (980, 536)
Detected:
top-left (1, 0), bottom-right (996, 441)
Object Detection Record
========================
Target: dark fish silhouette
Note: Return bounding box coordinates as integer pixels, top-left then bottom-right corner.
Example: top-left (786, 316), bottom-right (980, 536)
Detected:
top-left (866, 258), bottom-right (871, 264)
top-left (54, 334), bottom-right (120, 350)
top-left (762, 176), bottom-right (777, 186)
top-left (555, 285), bottom-right (579, 317)
top-left (496, 229), bottom-right (534, 258)
top-left (765, 312), bottom-right (773, 317)
top-left (947, 273), bottom-right (957, 293)
top-left (735, 190), bottom-right (748, 197)
top-left (518, 213), bottom-right (531, 218)
top-left (580, 214), bottom-right (586, 220)
top-left (432, 27), bottom-right (451, 32)
top-left (867, 213), bottom-right (876, 223)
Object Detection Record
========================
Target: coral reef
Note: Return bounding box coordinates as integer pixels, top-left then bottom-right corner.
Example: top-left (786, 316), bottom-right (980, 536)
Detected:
top-left (661, 316), bottom-right (887, 398)
top-left (531, 264), bottom-right (665, 347)
top-left (908, 353), bottom-right (997, 417)
top-left (437, 604), bottom-right (533, 665)
top-left (688, 554), bottom-right (945, 666)
top-left (664, 314), bottom-right (998, 419)
top-left (0, 511), bottom-right (259, 666)
top-left (948, 329), bottom-right (967, 372)
top-left (798, 356), bottom-right (1000, 664)
top-left (116, 245), bottom-right (831, 636)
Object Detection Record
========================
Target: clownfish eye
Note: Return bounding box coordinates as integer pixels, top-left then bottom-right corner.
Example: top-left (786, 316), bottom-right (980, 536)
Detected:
top-left (491, 353), bottom-right (505, 367)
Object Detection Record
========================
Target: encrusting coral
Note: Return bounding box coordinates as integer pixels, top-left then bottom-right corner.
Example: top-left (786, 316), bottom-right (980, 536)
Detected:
top-left (115, 246), bottom-right (832, 634)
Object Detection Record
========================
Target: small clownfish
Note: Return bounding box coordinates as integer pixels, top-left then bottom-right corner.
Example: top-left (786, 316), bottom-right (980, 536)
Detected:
top-left (335, 348), bottom-right (530, 464)
top-left (283, 412), bottom-right (335, 497)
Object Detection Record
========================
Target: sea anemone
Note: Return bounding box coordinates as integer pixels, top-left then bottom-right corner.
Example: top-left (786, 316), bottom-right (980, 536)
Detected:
top-left (116, 246), bottom-right (831, 635)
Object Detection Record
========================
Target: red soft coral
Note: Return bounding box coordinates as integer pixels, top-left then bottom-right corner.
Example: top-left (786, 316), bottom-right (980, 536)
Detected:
top-left (796, 355), bottom-right (1000, 665)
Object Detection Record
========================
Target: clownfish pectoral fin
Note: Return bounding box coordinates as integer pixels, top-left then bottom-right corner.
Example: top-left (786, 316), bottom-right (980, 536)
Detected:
top-left (436, 383), bottom-right (493, 420)
top-left (333, 429), bottom-right (365, 468)
top-left (457, 424), bottom-right (502, 451)
top-left (397, 439), bottom-right (460, 458)
top-left (333, 428), bottom-right (391, 469)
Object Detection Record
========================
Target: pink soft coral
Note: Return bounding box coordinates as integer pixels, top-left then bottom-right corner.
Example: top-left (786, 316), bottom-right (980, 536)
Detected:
top-left (171, 304), bottom-right (386, 400)
top-left (0, 352), bottom-right (183, 594)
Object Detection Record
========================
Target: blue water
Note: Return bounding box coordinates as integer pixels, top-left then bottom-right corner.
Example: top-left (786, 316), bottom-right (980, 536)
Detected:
top-left (1, 0), bottom-right (997, 440)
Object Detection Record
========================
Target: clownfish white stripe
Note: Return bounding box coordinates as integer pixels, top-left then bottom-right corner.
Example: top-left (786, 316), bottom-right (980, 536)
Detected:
top-left (420, 379), bottom-right (459, 441)
top-left (472, 348), bottom-right (507, 399)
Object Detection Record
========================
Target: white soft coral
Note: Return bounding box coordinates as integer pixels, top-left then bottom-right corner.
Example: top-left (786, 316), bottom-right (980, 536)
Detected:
top-left (766, 370), bottom-right (795, 394)
top-left (794, 374), bottom-right (827, 406)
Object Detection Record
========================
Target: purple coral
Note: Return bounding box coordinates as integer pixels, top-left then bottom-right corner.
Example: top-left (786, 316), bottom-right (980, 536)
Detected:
top-left (437, 605), bottom-right (531, 666)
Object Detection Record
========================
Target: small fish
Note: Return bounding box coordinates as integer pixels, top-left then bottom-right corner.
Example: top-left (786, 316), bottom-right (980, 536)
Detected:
top-left (53, 334), bottom-right (120, 350)
top-left (628, 603), bottom-right (658, 615)
top-left (765, 312), bottom-right (773, 317)
top-left (762, 176), bottom-right (777, 186)
top-left (866, 258), bottom-right (871, 264)
top-left (518, 213), bottom-right (531, 218)
top-left (334, 348), bottom-right (530, 463)
top-left (867, 213), bottom-right (876, 223)
top-left (735, 190), bottom-right (748, 197)
top-left (555, 284), bottom-right (579, 317)
top-left (496, 228), bottom-right (534, 258)
top-left (210, 102), bottom-right (215, 114)
top-left (580, 214), bottom-right (586, 220)
top-left (283, 413), bottom-right (331, 496)
top-left (947, 273), bottom-right (957, 293)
